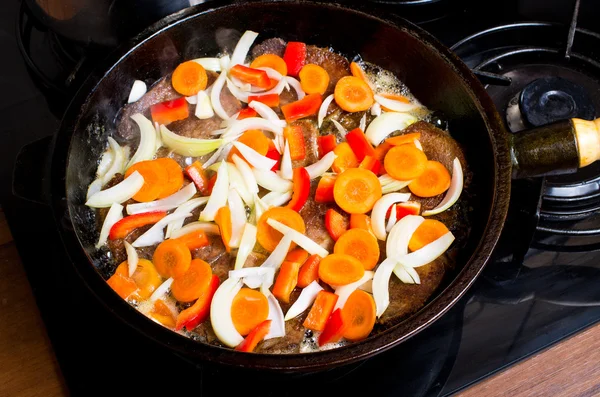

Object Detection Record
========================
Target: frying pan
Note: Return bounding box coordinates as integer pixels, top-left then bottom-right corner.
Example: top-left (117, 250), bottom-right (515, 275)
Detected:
top-left (46, 0), bottom-right (600, 371)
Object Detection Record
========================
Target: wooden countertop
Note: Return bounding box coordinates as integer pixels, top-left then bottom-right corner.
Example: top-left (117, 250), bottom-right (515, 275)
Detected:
top-left (1, 210), bottom-right (599, 397)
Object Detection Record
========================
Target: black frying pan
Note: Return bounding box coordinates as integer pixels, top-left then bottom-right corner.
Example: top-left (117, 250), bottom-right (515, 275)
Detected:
top-left (47, 0), bottom-right (600, 371)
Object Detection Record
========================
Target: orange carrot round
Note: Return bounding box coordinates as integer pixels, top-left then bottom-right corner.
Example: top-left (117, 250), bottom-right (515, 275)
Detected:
top-left (385, 132), bottom-right (422, 146)
top-left (350, 62), bottom-right (369, 83)
top-left (384, 144), bottom-right (428, 181)
top-left (171, 259), bottom-right (213, 303)
top-left (250, 54), bottom-right (288, 76)
top-left (257, 207), bottom-right (306, 252)
top-left (130, 259), bottom-right (162, 299)
top-left (227, 129), bottom-right (270, 163)
top-left (318, 254), bottom-right (365, 286)
top-left (215, 206), bottom-right (233, 252)
top-left (172, 61), bottom-right (208, 96)
top-left (334, 229), bottom-right (380, 270)
top-left (152, 238), bottom-right (192, 279)
top-left (408, 219), bottom-right (450, 252)
top-left (154, 158), bottom-right (184, 198)
top-left (150, 299), bottom-right (176, 328)
top-left (107, 262), bottom-right (138, 299)
top-left (341, 290), bottom-right (376, 341)
top-left (350, 214), bottom-right (374, 235)
top-left (333, 168), bottom-right (382, 214)
top-left (408, 160), bottom-right (451, 198)
top-left (231, 288), bottom-right (269, 336)
top-left (332, 142), bottom-right (359, 174)
top-left (175, 230), bottom-right (209, 250)
top-left (299, 64), bottom-right (330, 95)
top-left (334, 76), bottom-right (374, 112)
top-left (125, 160), bottom-right (169, 202)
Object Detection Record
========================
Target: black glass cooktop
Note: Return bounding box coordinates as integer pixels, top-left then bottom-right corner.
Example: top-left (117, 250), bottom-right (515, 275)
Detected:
top-left (2, 0), bottom-right (600, 395)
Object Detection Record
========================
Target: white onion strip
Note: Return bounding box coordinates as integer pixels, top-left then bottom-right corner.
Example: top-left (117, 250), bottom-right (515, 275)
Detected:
top-left (231, 154), bottom-right (259, 195)
top-left (160, 125), bottom-right (223, 157)
top-left (414, 139), bottom-right (424, 151)
top-left (422, 158), bottom-right (463, 216)
top-left (230, 30), bottom-right (258, 67)
top-left (227, 189), bottom-right (246, 248)
top-left (96, 147), bottom-right (114, 180)
top-left (165, 197), bottom-right (210, 238)
top-left (211, 277), bottom-right (244, 347)
top-left (211, 72), bottom-right (230, 119)
top-left (86, 171), bottom-right (144, 208)
top-left (374, 94), bottom-right (421, 113)
top-left (266, 219), bottom-right (329, 258)
top-left (386, 204), bottom-right (398, 233)
top-left (126, 183), bottom-right (196, 215)
top-left (280, 140), bottom-right (293, 180)
top-left (261, 234), bottom-right (293, 271)
top-left (95, 203), bottom-right (123, 248)
top-left (386, 215), bottom-right (425, 259)
top-left (192, 57), bottom-right (221, 72)
top-left (132, 212), bottom-right (192, 248)
top-left (234, 223), bottom-right (257, 270)
top-left (359, 114), bottom-right (367, 132)
top-left (334, 271), bottom-right (374, 310)
top-left (223, 117), bottom-right (284, 140)
top-left (248, 101), bottom-right (285, 125)
top-left (262, 287), bottom-right (286, 340)
top-left (127, 114), bottom-right (157, 169)
top-left (256, 67), bottom-right (284, 81)
top-left (285, 76), bottom-right (305, 100)
top-left (395, 265), bottom-right (416, 284)
top-left (373, 258), bottom-right (397, 317)
top-left (170, 221), bottom-right (220, 239)
top-left (232, 141), bottom-right (277, 170)
top-left (365, 112), bottom-right (418, 146)
top-left (331, 119), bottom-right (347, 136)
top-left (305, 152), bottom-right (336, 180)
top-left (371, 192), bottom-right (411, 240)
top-left (127, 80), bottom-right (147, 103)
top-left (149, 277), bottom-right (174, 302)
top-left (195, 90), bottom-right (214, 119)
top-left (318, 94), bottom-right (335, 128)
top-left (396, 232), bottom-right (455, 268)
top-left (371, 102), bottom-right (382, 116)
top-left (224, 161), bottom-right (253, 207)
top-left (100, 137), bottom-right (125, 185)
top-left (253, 168), bottom-right (293, 192)
top-left (200, 161), bottom-right (229, 221)
top-left (124, 241), bottom-right (139, 278)
top-left (261, 191), bottom-right (292, 207)
top-left (284, 281), bottom-right (324, 321)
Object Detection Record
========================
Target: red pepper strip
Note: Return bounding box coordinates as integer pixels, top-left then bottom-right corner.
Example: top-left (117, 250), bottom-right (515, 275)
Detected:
top-left (395, 201), bottom-right (422, 220)
top-left (283, 42), bottom-right (307, 77)
top-left (185, 160), bottom-right (210, 195)
top-left (237, 107), bottom-right (258, 119)
top-left (109, 211), bottom-right (167, 240)
top-left (359, 155), bottom-right (382, 175)
top-left (229, 65), bottom-right (271, 89)
top-left (235, 319), bottom-right (272, 352)
top-left (266, 140), bottom-right (281, 172)
top-left (297, 254), bottom-right (321, 288)
top-left (325, 208), bottom-right (349, 241)
top-left (207, 174), bottom-right (218, 195)
top-left (315, 175), bottom-right (336, 203)
top-left (318, 309), bottom-right (347, 346)
top-left (248, 94), bottom-right (280, 107)
top-left (346, 128), bottom-right (376, 162)
top-left (281, 93), bottom-right (323, 122)
top-left (175, 274), bottom-right (220, 331)
top-left (318, 135), bottom-right (337, 158)
top-left (287, 167), bottom-right (310, 212)
top-left (150, 97), bottom-right (189, 125)
top-left (283, 125), bottom-right (306, 160)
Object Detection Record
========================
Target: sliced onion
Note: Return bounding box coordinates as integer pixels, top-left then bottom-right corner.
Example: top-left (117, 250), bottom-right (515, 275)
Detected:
top-left (224, 161), bottom-right (253, 206)
top-left (266, 219), bottom-right (329, 258)
top-left (160, 125), bottom-right (223, 157)
top-left (373, 258), bottom-right (397, 317)
top-left (153, 123), bottom-right (162, 153)
top-left (192, 57), bottom-right (221, 72)
top-left (100, 137), bottom-right (126, 185)
top-left (251, 193), bottom-right (268, 224)
top-left (127, 80), bottom-right (147, 103)
top-left (414, 139), bottom-right (423, 151)
top-left (231, 154), bottom-right (259, 195)
top-left (274, 134), bottom-right (284, 154)
top-left (248, 101), bottom-right (286, 126)
top-left (234, 223), bottom-right (257, 270)
top-left (331, 119), bottom-right (347, 136)
top-left (232, 142), bottom-right (277, 171)
top-left (371, 102), bottom-right (382, 116)
top-left (386, 215), bottom-right (425, 258)
top-left (170, 221), bottom-right (220, 239)
top-left (396, 232), bottom-right (455, 268)
top-left (256, 67), bottom-right (284, 81)
top-left (230, 76), bottom-right (252, 92)
top-left (334, 271), bottom-right (374, 310)
top-left (359, 114), bottom-right (367, 132)
top-left (149, 277), bottom-right (174, 302)
top-left (195, 90), bottom-right (214, 119)
top-left (371, 192), bottom-right (412, 240)
top-left (230, 30), bottom-right (258, 67)
top-left (261, 191), bottom-right (292, 207)
top-left (224, 117), bottom-right (284, 140)
top-left (165, 197), bottom-right (210, 238)
top-left (284, 281), bottom-right (324, 321)
top-left (226, 77), bottom-right (252, 102)
top-left (261, 234), bottom-right (293, 270)
top-left (186, 95), bottom-right (198, 105)
top-left (250, 77), bottom-right (289, 98)
top-left (394, 265), bottom-right (421, 284)
top-left (261, 287), bottom-right (286, 340)
top-left (127, 114), bottom-right (157, 169)
top-left (200, 161), bottom-right (229, 221)
top-left (253, 168), bottom-right (293, 192)
top-left (374, 94), bottom-right (421, 113)
top-left (132, 212), bottom-right (192, 248)
top-left (422, 158), bottom-right (463, 216)
top-left (318, 94), bottom-right (335, 128)
top-left (211, 72), bottom-right (230, 119)
top-left (126, 183), bottom-right (197, 215)
top-left (230, 266), bottom-right (273, 279)
top-left (285, 76), bottom-right (305, 100)
top-left (382, 180), bottom-right (411, 194)
top-left (365, 112), bottom-right (418, 146)
top-left (86, 171), bottom-right (144, 208)
top-left (124, 241), bottom-right (139, 277)
top-left (219, 55), bottom-right (231, 71)
top-left (228, 188), bottom-right (246, 248)
top-left (202, 143), bottom-right (232, 170)
top-left (386, 204), bottom-right (398, 233)
top-left (95, 203), bottom-right (123, 248)
top-left (87, 179), bottom-right (103, 201)
top-left (305, 152), bottom-right (336, 180)
top-left (96, 141), bottom-right (115, 179)
top-left (404, 266), bottom-right (421, 283)
top-left (280, 140), bottom-right (293, 180)
top-left (211, 277), bottom-right (244, 347)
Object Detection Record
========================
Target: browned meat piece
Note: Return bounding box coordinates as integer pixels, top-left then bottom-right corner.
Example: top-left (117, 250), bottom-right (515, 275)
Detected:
top-left (251, 38), bottom-right (287, 59)
top-left (306, 45), bottom-right (350, 94)
top-left (193, 234), bottom-right (231, 281)
top-left (290, 119), bottom-right (319, 168)
top-left (258, 314), bottom-right (306, 354)
top-left (322, 103), bottom-right (371, 140)
top-left (299, 192), bottom-right (335, 253)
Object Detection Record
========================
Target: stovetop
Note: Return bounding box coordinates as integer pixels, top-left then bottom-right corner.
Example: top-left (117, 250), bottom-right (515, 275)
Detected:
top-left (2, 0), bottom-right (600, 395)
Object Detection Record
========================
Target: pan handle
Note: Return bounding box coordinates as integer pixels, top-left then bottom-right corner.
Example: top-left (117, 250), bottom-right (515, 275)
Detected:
top-left (12, 136), bottom-right (53, 205)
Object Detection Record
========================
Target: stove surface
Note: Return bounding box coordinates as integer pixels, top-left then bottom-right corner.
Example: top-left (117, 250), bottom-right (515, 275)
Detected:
top-left (2, 0), bottom-right (600, 396)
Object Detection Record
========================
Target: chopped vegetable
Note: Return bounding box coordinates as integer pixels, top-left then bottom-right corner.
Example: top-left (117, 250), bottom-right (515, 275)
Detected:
top-left (124, 160), bottom-right (168, 202)
top-left (266, 219), bottom-right (329, 258)
top-left (227, 188), bottom-right (246, 248)
top-left (250, 54), bottom-right (288, 76)
top-left (210, 277), bottom-right (244, 347)
top-left (260, 234), bottom-right (293, 272)
top-left (185, 161), bottom-right (210, 194)
top-left (109, 211), bottom-right (166, 240)
top-left (200, 161), bottom-right (229, 221)
top-left (284, 280), bottom-right (323, 321)
top-left (297, 254), bottom-right (321, 288)
top-left (175, 273), bottom-right (219, 331)
top-left (235, 319), bottom-right (272, 352)
top-left (150, 97), bottom-right (189, 125)
top-left (286, 167), bottom-right (310, 212)
top-left (231, 288), bottom-right (270, 336)
top-left (386, 204), bottom-right (398, 233)
top-left (257, 207), bottom-right (306, 252)
top-left (128, 80), bottom-right (147, 103)
top-left (175, 229), bottom-right (209, 250)
top-left (232, 141), bottom-right (278, 170)
top-left (283, 125), bottom-right (306, 160)
top-left (318, 94), bottom-right (335, 128)
top-left (350, 62), bottom-right (369, 83)
top-left (150, 299), bottom-right (176, 328)
top-left (286, 248), bottom-right (309, 265)
top-left (156, 158), bottom-right (185, 198)
top-left (318, 135), bottom-right (337, 158)
top-left (132, 211), bottom-right (192, 247)
top-left (332, 142), bottom-right (359, 174)
top-left (318, 308), bottom-right (346, 346)
top-left (228, 129), bottom-right (270, 163)
top-left (107, 262), bottom-right (138, 299)
top-left (408, 160), bottom-right (451, 197)
top-left (373, 141), bottom-right (392, 163)
top-left (365, 112), bottom-right (418, 146)
top-left (170, 221), bottom-right (220, 240)
top-left (422, 158), bottom-right (464, 216)
top-left (334, 229), bottom-right (380, 270)
top-left (333, 271), bottom-right (374, 310)
top-left (359, 155), bottom-right (381, 175)
top-left (234, 223), bottom-right (258, 270)
top-left (230, 30), bottom-right (258, 67)
top-left (346, 128), bottom-right (376, 161)
top-left (384, 144), bottom-right (428, 181)
top-left (281, 93), bottom-right (323, 122)
top-left (333, 168), bottom-right (382, 214)
top-left (350, 214), bottom-right (374, 235)
top-left (211, 72), bottom-right (230, 119)
top-left (160, 125), bottom-right (223, 157)
top-left (229, 64), bottom-right (271, 89)
top-left (334, 76), bottom-right (374, 112)
top-left (283, 42), bottom-right (306, 77)
top-left (152, 238), bottom-right (192, 279)
top-left (253, 168), bottom-right (293, 192)
top-left (131, 259), bottom-right (162, 299)
top-left (172, 61), bottom-right (208, 96)
top-left (238, 107), bottom-right (258, 119)
top-left (124, 241), bottom-right (139, 277)
top-left (126, 182), bottom-right (195, 215)
top-left (96, 203), bottom-right (124, 248)
top-left (386, 132), bottom-right (421, 146)
top-left (408, 219), bottom-right (450, 252)
top-left (372, 257), bottom-right (397, 317)
top-left (306, 152), bottom-right (336, 180)
top-left (86, 170), bottom-right (145, 208)
top-left (374, 93), bottom-right (421, 113)
top-left (248, 93), bottom-right (279, 107)
top-left (299, 64), bottom-right (330, 95)
top-left (171, 259), bottom-right (213, 303)
top-left (262, 288), bottom-right (286, 339)
top-left (165, 197), bottom-right (210, 238)
top-left (280, 141), bottom-right (293, 180)
top-left (319, 253), bottom-right (365, 286)
top-left (192, 57), bottom-right (221, 72)
top-left (303, 291), bottom-right (338, 331)
top-left (395, 201), bottom-right (421, 221)
top-left (195, 90), bottom-right (214, 119)
top-left (371, 192), bottom-right (411, 240)
top-left (396, 232), bottom-right (455, 268)
top-left (149, 277), bottom-right (174, 302)
top-left (340, 290), bottom-right (376, 341)
top-left (325, 208), bottom-right (349, 241)
top-left (215, 205), bottom-right (233, 252)
top-left (265, 141), bottom-right (282, 172)
top-left (315, 175), bottom-right (336, 203)
top-left (272, 260), bottom-right (300, 303)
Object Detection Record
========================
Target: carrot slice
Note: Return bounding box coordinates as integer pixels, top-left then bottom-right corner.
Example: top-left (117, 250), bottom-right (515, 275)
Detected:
top-left (125, 160), bottom-right (169, 202)
top-left (408, 219), bottom-right (450, 252)
top-left (235, 319), bottom-right (272, 352)
top-left (250, 54), bottom-right (288, 76)
top-left (332, 142), bottom-right (359, 174)
top-left (318, 253), bottom-right (365, 286)
top-left (373, 141), bottom-right (392, 163)
top-left (325, 208), bottom-right (349, 241)
top-left (297, 254), bottom-right (321, 288)
top-left (172, 61), bottom-right (208, 96)
top-left (154, 158), bottom-right (184, 198)
top-left (171, 259), bottom-right (213, 303)
top-left (107, 262), bottom-right (138, 299)
top-left (384, 144), bottom-right (428, 181)
top-left (272, 260), bottom-right (300, 303)
top-left (350, 62), bottom-right (369, 83)
top-left (408, 160), bottom-right (452, 198)
top-left (150, 299), bottom-right (176, 329)
top-left (334, 76), bottom-right (374, 112)
top-left (215, 206), bottom-right (233, 252)
top-left (231, 288), bottom-right (270, 336)
top-left (175, 274), bottom-right (219, 331)
top-left (257, 207), bottom-right (306, 252)
top-left (385, 132), bottom-right (422, 146)
top-left (152, 238), bottom-right (192, 279)
top-left (380, 92), bottom-right (411, 102)
top-left (303, 291), bottom-right (338, 332)
top-left (333, 168), bottom-right (382, 214)
top-left (285, 248), bottom-right (309, 265)
top-left (130, 259), bottom-right (162, 299)
top-left (350, 214), bottom-right (374, 235)
top-left (299, 64), bottom-right (330, 95)
top-left (227, 129), bottom-right (271, 163)
top-left (341, 290), bottom-right (376, 341)
top-left (334, 229), bottom-right (380, 270)
top-left (175, 230), bottom-right (209, 250)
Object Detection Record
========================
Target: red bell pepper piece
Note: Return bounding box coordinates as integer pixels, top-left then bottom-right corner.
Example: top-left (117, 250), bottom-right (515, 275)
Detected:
top-left (237, 107), bottom-right (258, 119)
top-left (248, 94), bottom-right (280, 107)
top-left (150, 97), bottom-right (189, 125)
top-left (109, 211), bottom-right (167, 240)
top-left (185, 160), bottom-right (210, 195)
top-left (303, 291), bottom-right (338, 331)
top-left (272, 260), bottom-right (300, 303)
top-left (266, 140), bottom-right (281, 172)
top-left (346, 128), bottom-right (376, 162)
top-left (283, 125), bottom-right (306, 160)
top-left (318, 309), bottom-right (347, 346)
top-left (286, 167), bottom-right (310, 212)
top-left (281, 93), bottom-right (322, 122)
top-left (325, 208), bottom-right (349, 241)
top-left (359, 155), bottom-right (382, 175)
top-left (235, 319), bottom-right (272, 352)
top-left (297, 254), bottom-right (321, 288)
top-left (175, 274), bottom-right (220, 331)
top-left (283, 42), bottom-right (307, 77)
top-left (395, 201), bottom-right (422, 220)
top-left (318, 135), bottom-right (337, 158)
top-left (207, 174), bottom-right (218, 195)
top-left (229, 65), bottom-right (271, 89)
top-left (315, 175), bottom-right (336, 203)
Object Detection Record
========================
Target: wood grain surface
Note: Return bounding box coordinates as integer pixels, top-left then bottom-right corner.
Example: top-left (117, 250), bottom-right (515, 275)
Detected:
top-left (0, 209), bottom-right (599, 396)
